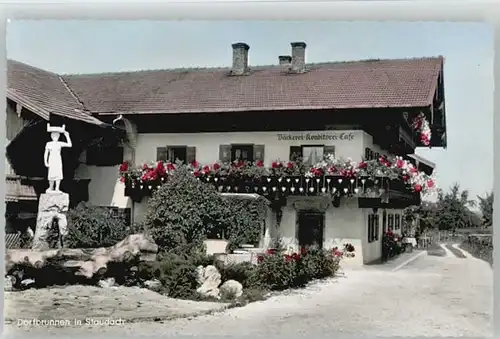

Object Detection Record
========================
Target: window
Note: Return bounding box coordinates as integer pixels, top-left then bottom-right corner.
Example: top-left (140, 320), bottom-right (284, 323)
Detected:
top-left (368, 213), bottom-right (379, 243)
top-left (395, 214), bottom-right (401, 230)
top-left (86, 146), bottom-right (124, 166)
top-left (156, 146), bottom-right (196, 164)
top-left (231, 144), bottom-right (254, 162)
top-left (219, 144), bottom-right (265, 163)
top-left (388, 214), bottom-right (394, 231)
top-left (289, 145), bottom-right (335, 163)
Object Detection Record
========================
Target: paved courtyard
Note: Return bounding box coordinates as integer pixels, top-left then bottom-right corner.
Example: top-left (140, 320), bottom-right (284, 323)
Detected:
top-left (5, 245), bottom-right (493, 337)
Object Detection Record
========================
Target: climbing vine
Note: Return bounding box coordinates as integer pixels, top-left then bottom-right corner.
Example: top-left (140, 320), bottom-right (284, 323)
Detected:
top-left (223, 195), bottom-right (269, 251)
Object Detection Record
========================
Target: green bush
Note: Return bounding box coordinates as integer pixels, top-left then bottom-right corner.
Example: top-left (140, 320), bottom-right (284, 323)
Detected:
top-left (254, 246), bottom-right (341, 291)
top-left (143, 167), bottom-right (233, 251)
top-left (65, 202), bottom-right (139, 248)
top-left (136, 243), bottom-right (216, 299)
top-left (218, 262), bottom-right (261, 289)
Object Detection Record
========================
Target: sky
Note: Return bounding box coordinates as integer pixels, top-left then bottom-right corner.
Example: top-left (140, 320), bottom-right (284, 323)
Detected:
top-left (6, 21), bottom-right (494, 202)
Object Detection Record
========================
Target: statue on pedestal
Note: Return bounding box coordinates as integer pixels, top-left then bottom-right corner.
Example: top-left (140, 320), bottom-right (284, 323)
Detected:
top-left (44, 123), bottom-right (72, 193)
top-left (32, 124), bottom-right (72, 250)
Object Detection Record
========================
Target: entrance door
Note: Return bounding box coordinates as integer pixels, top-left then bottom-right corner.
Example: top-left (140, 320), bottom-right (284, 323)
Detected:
top-left (297, 211), bottom-right (325, 249)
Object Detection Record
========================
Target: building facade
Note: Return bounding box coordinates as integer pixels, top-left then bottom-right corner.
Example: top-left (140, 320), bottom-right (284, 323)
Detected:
top-left (7, 41), bottom-right (446, 264)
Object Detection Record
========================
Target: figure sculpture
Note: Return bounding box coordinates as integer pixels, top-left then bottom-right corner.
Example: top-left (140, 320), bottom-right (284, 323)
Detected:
top-left (44, 124), bottom-right (72, 193)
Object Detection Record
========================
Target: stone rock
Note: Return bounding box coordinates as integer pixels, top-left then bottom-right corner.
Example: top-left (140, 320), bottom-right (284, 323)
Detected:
top-left (5, 276), bottom-right (14, 291)
top-left (20, 278), bottom-right (35, 288)
top-left (220, 279), bottom-right (243, 299)
top-left (196, 265), bottom-right (221, 299)
top-left (195, 265), bottom-right (205, 285)
top-left (32, 193), bottom-right (69, 250)
top-left (98, 277), bottom-right (116, 288)
top-left (143, 279), bottom-right (162, 292)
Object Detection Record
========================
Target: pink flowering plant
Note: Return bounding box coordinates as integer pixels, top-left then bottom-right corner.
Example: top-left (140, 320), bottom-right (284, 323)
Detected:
top-left (119, 153), bottom-right (437, 195)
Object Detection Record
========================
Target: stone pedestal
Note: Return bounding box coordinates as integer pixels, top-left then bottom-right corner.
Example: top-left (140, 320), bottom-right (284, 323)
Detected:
top-left (32, 192), bottom-right (69, 250)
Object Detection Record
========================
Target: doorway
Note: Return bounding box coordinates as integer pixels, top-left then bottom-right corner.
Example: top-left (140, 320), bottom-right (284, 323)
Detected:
top-left (297, 210), bottom-right (325, 249)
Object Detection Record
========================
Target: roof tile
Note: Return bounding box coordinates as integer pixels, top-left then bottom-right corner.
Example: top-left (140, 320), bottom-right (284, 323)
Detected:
top-left (8, 57), bottom-right (443, 116)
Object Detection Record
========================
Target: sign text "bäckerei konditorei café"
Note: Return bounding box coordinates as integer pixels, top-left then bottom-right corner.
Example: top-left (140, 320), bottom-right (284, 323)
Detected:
top-left (277, 132), bottom-right (355, 141)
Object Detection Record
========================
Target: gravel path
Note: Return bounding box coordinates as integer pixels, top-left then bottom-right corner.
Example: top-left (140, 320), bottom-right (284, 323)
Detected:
top-left (5, 248), bottom-right (492, 337)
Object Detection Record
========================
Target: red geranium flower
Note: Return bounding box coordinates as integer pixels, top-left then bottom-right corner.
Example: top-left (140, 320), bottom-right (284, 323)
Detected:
top-left (287, 162), bottom-right (294, 169)
top-left (191, 160), bottom-right (200, 168)
top-left (119, 161), bottom-right (129, 173)
top-left (256, 160), bottom-right (264, 167)
top-left (396, 159), bottom-right (405, 168)
top-left (285, 255), bottom-right (293, 262)
top-left (300, 247), bottom-right (308, 256)
top-left (120, 176), bottom-right (126, 183)
top-left (156, 161), bottom-right (166, 176)
top-left (141, 169), bottom-right (158, 181)
top-left (213, 162), bottom-right (221, 171)
top-left (266, 248), bottom-right (277, 255)
top-left (257, 255), bottom-right (264, 263)
top-left (193, 170), bottom-right (201, 177)
top-left (334, 249), bottom-right (344, 257)
top-left (311, 167), bottom-right (324, 176)
top-left (358, 161), bottom-right (367, 169)
top-left (167, 163), bottom-right (176, 171)
top-left (329, 166), bottom-right (337, 174)
top-left (143, 163), bottom-right (150, 170)
top-left (202, 165), bottom-right (211, 174)
top-left (403, 175), bottom-right (410, 182)
top-left (271, 161), bottom-right (282, 169)
top-left (414, 184), bottom-right (423, 193)
top-left (291, 253), bottom-right (300, 261)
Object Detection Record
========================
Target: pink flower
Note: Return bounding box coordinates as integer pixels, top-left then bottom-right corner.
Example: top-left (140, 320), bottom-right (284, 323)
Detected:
top-left (427, 179), bottom-right (435, 188)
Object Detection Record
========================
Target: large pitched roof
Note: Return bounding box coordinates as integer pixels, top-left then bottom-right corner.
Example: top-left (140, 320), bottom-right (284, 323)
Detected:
top-left (8, 56), bottom-right (443, 117)
top-left (7, 60), bottom-right (105, 125)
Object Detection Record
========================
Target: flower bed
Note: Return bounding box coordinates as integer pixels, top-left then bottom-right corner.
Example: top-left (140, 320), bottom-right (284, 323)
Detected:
top-left (119, 155), bottom-right (436, 198)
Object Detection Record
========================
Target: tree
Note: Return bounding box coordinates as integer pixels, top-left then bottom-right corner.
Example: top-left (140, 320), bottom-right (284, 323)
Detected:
top-left (405, 183), bottom-right (479, 231)
top-left (143, 167), bottom-right (233, 251)
top-left (477, 191), bottom-right (493, 227)
top-left (433, 183), bottom-right (477, 230)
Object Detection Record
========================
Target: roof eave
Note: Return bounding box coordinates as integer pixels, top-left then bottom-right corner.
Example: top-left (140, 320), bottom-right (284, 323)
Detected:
top-left (7, 89), bottom-right (107, 127)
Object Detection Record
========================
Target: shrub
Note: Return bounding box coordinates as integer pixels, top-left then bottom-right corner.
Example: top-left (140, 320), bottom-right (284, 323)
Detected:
top-left (136, 243), bottom-right (216, 299)
top-left (143, 167), bottom-right (233, 251)
top-left (65, 202), bottom-right (139, 248)
top-left (255, 246), bottom-right (341, 291)
top-left (218, 262), bottom-right (261, 289)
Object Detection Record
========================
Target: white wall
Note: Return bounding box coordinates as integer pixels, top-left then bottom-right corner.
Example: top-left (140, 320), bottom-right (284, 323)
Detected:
top-left (75, 164), bottom-right (132, 208)
top-left (135, 130), bottom-right (365, 166)
top-left (361, 209), bottom-right (383, 264)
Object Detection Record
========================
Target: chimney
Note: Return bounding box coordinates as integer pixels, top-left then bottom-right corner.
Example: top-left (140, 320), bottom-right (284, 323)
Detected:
top-left (231, 42), bottom-right (250, 75)
top-left (278, 55), bottom-right (292, 65)
top-left (290, 42), bottom-right (306, 73)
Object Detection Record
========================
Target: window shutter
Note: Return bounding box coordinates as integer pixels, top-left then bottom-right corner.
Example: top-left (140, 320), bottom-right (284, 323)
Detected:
top-left (156, 147), bottom-right (168, 161)
top-left (186, 146), bottom-right (197, 164)
top-left (253, 145), bottom-right (265, 161)
top-left (374, 152), bottom-right (380, 160)
top-left (323, 145), bottom-right (335, 158)
top-left (289, 146), bottom-right (302, 161)
top-left (364, 148), bottom-right (371, 160)
top-left (219, 145), bottom-right (231, 163)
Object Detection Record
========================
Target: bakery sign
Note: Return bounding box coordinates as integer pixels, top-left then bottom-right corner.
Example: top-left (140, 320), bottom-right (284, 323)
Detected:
top-left (277, 132), bottom-right (355, 141)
